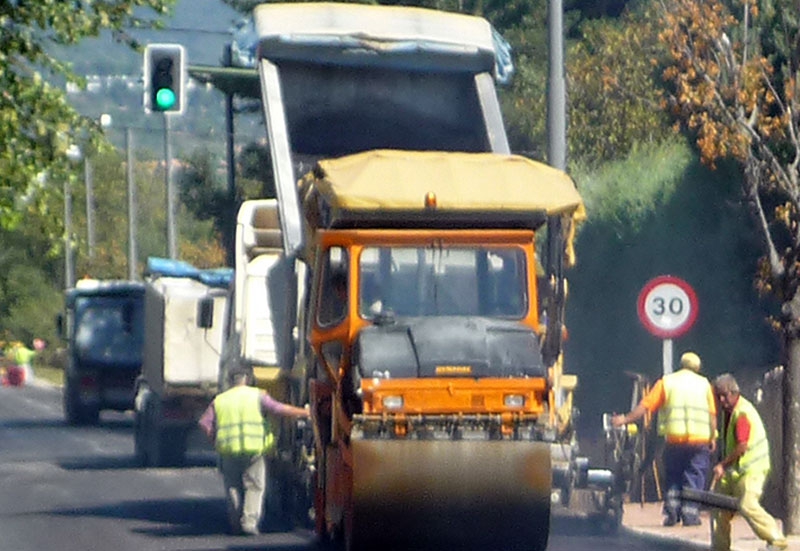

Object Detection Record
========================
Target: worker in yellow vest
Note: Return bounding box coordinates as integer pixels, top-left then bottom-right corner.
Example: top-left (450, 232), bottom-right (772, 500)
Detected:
top-left (612, 351), bottom-right (717, 527)
top-left (198, 368), bottom-right (309, 536)
top-left (711, 373), bottom-right (787, 551)
top-left (9, 340), bottom-right (37, 385)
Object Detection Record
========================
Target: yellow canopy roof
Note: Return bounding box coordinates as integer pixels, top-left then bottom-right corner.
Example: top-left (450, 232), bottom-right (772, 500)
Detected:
top-left (302, 150), bottom-right (585, 220)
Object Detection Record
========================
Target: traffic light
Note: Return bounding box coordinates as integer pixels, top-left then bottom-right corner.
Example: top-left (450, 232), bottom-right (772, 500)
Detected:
top-left (144, 44), bottom-right (185, 114)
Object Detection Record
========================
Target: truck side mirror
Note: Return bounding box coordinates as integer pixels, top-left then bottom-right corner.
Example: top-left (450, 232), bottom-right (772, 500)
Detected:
top-left (197, 297), bottom-right (214, 329)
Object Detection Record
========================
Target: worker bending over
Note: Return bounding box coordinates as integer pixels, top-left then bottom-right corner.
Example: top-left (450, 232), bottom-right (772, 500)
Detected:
top-left (199, 368), bottom-right (309, 536)
top-left (612, 351), bottom-right (716, 527)
top-left (711, 373), bottom-right (787, 551)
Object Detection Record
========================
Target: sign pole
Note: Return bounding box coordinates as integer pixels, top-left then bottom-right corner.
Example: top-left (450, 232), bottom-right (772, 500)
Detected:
top-left (663, 338), bottom-right (673, 376)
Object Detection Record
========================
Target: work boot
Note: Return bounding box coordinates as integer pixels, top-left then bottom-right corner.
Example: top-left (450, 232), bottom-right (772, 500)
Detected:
top-left (663, 514), bottom-right (678, 527)
top-left (682, 516), bottom-right (701, 527)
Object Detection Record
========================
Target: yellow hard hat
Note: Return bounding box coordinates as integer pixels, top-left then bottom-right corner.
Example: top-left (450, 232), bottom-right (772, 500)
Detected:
top-left (680, 352), bottom-right (702, 372)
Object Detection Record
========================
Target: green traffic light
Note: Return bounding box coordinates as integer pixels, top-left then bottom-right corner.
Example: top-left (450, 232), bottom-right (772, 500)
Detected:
top-left (155, 87), bottom-right (176, 110)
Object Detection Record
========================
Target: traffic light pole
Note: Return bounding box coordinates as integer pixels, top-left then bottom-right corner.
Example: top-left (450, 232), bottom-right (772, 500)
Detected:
top-left (143, 43), bottom-right (183, 260)
top-left (164, 113), bottom-right (177, 259)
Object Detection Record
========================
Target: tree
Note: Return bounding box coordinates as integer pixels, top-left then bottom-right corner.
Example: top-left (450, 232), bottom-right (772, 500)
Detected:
top-left (659, 0), bottom-right (800, 531)
top-left (0, 0), bottom-right (176, 228)
top-left (568, 6), bottom-right (673, 167)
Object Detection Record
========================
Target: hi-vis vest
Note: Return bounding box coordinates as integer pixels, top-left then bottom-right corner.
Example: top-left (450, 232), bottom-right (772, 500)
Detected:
top-left (14, 346), bottom-right (34, 367)
top-left (723, 395), bottom-right (770, 481)
top-left (214, 385), bottom-right (274, 455)
top-left (658, 369), bottom-right (713, 442)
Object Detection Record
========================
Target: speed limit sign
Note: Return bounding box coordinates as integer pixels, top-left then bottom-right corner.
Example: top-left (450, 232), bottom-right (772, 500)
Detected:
top-left (637, 275), bottom-right (698, 339)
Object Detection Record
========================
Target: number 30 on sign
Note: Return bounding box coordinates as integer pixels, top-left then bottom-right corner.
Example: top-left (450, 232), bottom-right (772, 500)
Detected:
top-left (637, 275), bottom-right (698, 339)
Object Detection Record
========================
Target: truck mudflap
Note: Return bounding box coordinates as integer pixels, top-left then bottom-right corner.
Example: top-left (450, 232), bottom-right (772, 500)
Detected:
top-left (349, 438), bottom-right (552, 551)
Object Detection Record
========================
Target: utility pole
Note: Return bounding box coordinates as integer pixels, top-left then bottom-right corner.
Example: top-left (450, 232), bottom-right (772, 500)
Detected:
top-left (546, 0), bottom-right (567, 408)
top-left (126, 127), bottom-right (138, 280)
top-left (84, 156), bottom-right (95, 258)
top-left (64, 177), bottom-right (74, 289)
top-left (224, 43), bottom-right (237, 268)
top-left (548, 0), bottom-right (566, 171)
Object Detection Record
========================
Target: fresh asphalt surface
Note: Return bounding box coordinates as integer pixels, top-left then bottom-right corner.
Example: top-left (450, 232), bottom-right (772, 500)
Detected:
top-left (0, 381), bottom-right (700, 551)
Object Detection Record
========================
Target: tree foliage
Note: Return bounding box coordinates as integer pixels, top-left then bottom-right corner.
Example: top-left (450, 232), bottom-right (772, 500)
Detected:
top-left (659, 0), bottom-right (800, 530)
top-left (0, 0), bottom-right (176, 227)
top-left (660, 0), bottom-right (799, 309)
top-left (568, 6), bottom-right (673, 166)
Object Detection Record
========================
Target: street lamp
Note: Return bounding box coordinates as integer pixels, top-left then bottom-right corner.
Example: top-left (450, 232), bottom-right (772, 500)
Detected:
top-left (84, 114), bottom-right (113, 260)
top-left (64, 144), bottom-right (82, 289)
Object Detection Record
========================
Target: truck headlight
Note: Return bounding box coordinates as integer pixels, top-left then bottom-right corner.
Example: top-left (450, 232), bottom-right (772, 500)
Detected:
top-left (504, 394), bottom-right (525, 408)
top-left (382, 395), bottom-right (404, 409)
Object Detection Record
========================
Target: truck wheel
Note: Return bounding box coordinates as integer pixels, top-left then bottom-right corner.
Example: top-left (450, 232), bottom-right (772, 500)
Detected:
top-left (144, 397), bottom-right (163, 467)
top-left (263, 462), bottom-right (285, 532)
top-left (143, 398), bottom-right (187, 467)
top-left (64, 378), bottom-right (99, 426)
top-left (85, 407), bottom-right (100, 425)
top-left (133, 409), bottom-right (147, 466)
top-left (265, 459), bottom-right (306, 532)
top-left (288, 467), bottom-right (314, 531)
top-left (63, 381), bottom-right (82, 426)
top-left (158, 427), bottom-right (188, 467)
top-left (343, 509), bottom-right (354, 551)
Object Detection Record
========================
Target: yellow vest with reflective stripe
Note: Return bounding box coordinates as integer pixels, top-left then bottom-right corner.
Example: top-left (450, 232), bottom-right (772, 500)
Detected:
top-left (214, 385), bottom-right (274, 455)
top-left (723, 395), bottom-right (770, 481)
top-left (658, 369), bottom-right (713, 441)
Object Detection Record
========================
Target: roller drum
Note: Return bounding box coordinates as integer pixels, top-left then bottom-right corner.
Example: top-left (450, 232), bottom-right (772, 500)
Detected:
top-left (350, 438), bottom-right (552, 551)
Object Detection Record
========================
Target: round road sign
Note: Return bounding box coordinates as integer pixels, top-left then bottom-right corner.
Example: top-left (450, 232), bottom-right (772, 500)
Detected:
top-left (637, 275), bottom-right (698, 339)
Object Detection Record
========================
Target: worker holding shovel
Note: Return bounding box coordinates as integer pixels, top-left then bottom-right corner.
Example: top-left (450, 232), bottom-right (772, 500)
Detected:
top-left (710, 373), bottom-right (787, 551)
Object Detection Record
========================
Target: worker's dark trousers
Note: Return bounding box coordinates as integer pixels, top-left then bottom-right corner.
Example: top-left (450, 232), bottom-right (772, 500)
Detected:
top-left (663, 443), bottom-right (710, 524)
top-left (219, 454), bottom-right (266, 534)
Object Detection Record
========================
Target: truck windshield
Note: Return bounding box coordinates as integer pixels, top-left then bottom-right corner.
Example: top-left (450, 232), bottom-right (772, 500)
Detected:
top-left (73, 296), bottom-right (144, 365)
top-left (358, 246), bottom-right (527, 319)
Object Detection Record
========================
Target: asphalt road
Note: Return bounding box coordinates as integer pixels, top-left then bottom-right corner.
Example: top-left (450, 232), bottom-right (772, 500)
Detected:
top-left (0, 382), bottom-right (695, 551)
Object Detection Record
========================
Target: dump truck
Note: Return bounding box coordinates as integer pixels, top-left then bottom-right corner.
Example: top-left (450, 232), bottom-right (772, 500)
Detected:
top-left (133, 258), bottom-right (232, 467)
top-left (215, 3), bottom-right (628, 548)
top-left (58, 279), bottom-right (146, 425)
top-left (219, 199), bottom-right (301, 393)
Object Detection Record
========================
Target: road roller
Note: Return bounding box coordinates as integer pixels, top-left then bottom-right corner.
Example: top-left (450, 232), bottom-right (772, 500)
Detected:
top-left (258, 150), bottom-right (619, 550)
